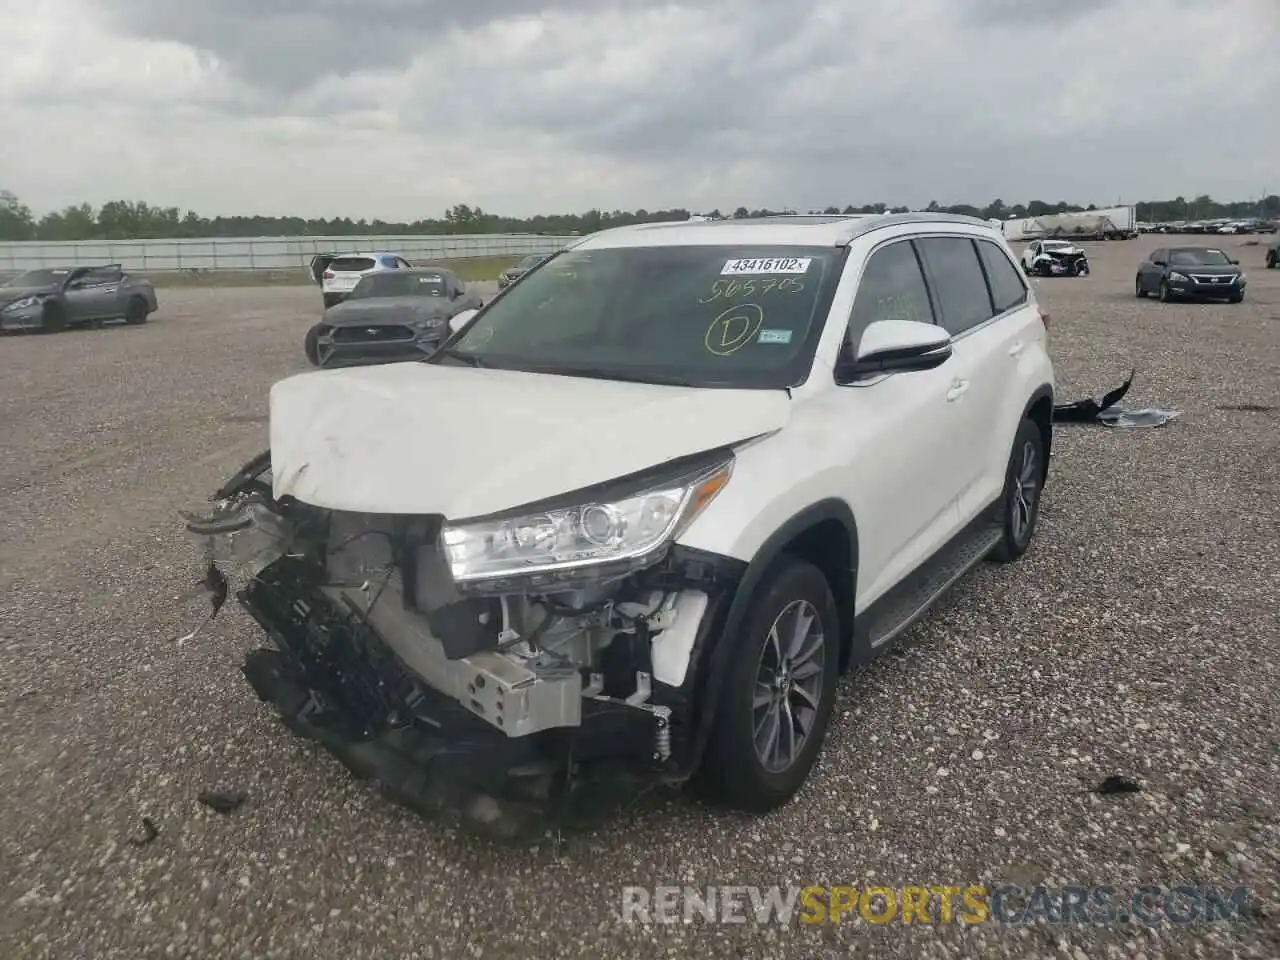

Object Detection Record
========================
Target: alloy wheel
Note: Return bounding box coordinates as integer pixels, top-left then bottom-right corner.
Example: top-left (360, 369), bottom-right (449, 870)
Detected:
top-left (753, 599), bottom-right (826, 773)
top-left (1011, 441), bottom-right (1039, 545)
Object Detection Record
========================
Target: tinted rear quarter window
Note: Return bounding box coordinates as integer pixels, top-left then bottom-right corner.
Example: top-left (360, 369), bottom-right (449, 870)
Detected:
top-left (975, 240), bottom-right (1027, 314)
top-left (846, 239), bottom-right (936, 351)
top-left (915, 237), bottom-right (994, 335)
top-left (331, 257), bottom-right (376, 272)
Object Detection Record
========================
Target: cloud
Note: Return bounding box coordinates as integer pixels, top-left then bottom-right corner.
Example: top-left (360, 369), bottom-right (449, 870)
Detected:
top-left (1, 0), bottom-right (1276, 219)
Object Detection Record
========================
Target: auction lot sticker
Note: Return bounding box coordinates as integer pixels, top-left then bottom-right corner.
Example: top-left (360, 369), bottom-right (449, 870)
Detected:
top-left (722, 258), bottom-right (811, 275)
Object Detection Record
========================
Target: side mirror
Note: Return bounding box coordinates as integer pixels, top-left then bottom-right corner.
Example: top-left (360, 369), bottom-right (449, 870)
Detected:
top-left (837, 320), bottom-right (952, 382)
top-left (449, 308), bottom-right (478, 333)
top-left (1229, 258), bottom-right (1239, 264)
top-left (1152, 259), bottom-right (1166, 266)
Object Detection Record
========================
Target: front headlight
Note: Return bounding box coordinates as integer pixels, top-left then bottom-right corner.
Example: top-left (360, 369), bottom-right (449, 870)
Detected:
top-left (441, 458), bottom-right (733, 586)
top-left (1237, 272), bottom-right (1247, 284)
top-left (2, 296), bottom-right (40, 312)
top-left (1169, 271), bottom-right (1189, 282)
top-left (411, 317), bottom-right (446, 332)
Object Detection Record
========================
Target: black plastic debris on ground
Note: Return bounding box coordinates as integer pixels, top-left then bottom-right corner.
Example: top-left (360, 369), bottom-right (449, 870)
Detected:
top-left (198, 790), bottom-right (247, 814)
top-left (129, 817), bottom-right (160, 846)
top-left (1053, 368), bottom-right (1180, 428)
top-left (1095, 775), bottom-right (1142, 795)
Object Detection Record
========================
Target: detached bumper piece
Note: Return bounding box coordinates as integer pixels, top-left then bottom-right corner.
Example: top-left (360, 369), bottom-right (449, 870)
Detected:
top-left (236, 558), bottom-right (662, 841)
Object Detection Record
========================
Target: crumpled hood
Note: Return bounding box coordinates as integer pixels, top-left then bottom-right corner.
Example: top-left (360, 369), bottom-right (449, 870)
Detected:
top-left (323, 298), bottom-right (447, 326)
top-left (269, 363), bottom-right (792, 518)
top-left (0, 285), bottom-right (54, 306)
top-left (1040, 245), bottom-right (1082, 256)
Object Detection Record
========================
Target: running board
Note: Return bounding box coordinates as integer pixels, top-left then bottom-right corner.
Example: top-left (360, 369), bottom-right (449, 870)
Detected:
top-left (860, 523), bottom-right (1004, 653)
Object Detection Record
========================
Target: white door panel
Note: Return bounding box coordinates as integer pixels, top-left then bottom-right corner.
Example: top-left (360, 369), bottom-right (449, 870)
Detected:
top-left (839, 370), bottom-right (962, 607)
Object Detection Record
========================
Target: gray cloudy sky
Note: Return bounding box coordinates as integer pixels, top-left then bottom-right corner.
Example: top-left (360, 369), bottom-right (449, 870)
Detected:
top-left (2, 0), bottom-right (1276, 219)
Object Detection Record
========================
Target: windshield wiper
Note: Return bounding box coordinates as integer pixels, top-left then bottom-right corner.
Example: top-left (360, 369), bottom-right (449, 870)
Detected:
top-left (430, 347), bottom-right (487, 368)
top-left (536, 365), bottom-right (711, 387)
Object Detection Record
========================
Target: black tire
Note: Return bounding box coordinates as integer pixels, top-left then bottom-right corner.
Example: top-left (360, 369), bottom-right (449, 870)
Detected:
top-left (1036, 261), bottom-right (1051, 278)
top-left (1158, 280), bottom-right (1173, 302)
top-left (304, 324), bottom-right (322, 366)
top-left (124, 296), bottom-right (148, 324)
top-left (40, 301), bottom-right (66, 333)
top-left (1266, 252), bottom-right (1276, 269)
top-left (1135, 276), bottom-right (1147, 298)
top-left (322, 293), bottom-right (343, 309)
top-left (1228, 290), bottom-right (1244, 304)
top-left (696, 555), bottom-right (840, 813)
top-left (990, 419), bottom-right (1045, 564)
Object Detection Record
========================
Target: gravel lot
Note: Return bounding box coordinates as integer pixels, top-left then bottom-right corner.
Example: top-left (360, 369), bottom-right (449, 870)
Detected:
top-left (2, 243), bottom-right (1278, 960)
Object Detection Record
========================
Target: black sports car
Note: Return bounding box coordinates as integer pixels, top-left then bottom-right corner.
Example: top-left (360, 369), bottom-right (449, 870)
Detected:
top-left (304, 268), bottom-right (483, 367)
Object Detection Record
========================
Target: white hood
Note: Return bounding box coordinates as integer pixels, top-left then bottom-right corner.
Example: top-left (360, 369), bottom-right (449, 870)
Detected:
top-left (268, 363), bottom-right (792, 518)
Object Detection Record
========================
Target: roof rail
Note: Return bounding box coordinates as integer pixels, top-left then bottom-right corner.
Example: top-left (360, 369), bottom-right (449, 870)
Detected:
top-left (836, 211), bottom-right (998, 244)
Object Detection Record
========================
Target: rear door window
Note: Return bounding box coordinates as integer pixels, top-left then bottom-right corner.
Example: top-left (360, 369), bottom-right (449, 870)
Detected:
top-left (915, 237), bottom-right (995, 336)
top-left (330, 256), bottom-right (376, 272)
top-left (974, 240), bottom-right (1028, 314)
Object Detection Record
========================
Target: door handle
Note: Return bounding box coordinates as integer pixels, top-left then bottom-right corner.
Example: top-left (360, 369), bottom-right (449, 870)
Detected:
top-left (1008, 341), bottom-right (1024, 357)
top-left (946, 379), bottom-right (969, 402)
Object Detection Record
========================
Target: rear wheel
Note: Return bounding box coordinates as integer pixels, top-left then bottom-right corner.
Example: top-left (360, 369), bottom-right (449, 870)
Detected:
top-left (991, 419), bottom-right (1045, 564)
top-left (1266, 251), bottom-right (1277, 269)
top-left (322, 293), bottom-right (342, 308)
top-left (697, 556), bottom-right (840, 813)
top-left (124, 296), bottom-right (148, 324)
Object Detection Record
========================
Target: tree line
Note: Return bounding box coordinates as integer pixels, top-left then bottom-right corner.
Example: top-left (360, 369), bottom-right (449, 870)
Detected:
top-left (1, 189), bottom-right (1276, 242)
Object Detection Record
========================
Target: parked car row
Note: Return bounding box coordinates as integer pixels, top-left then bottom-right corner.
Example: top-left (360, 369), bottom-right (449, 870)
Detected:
top-left (1139, 218), bottom-right (1278, 235)
top-left (1018, 238), bottom-right (1255, 304)
top-left (0, 265), bottom-right (158, 333)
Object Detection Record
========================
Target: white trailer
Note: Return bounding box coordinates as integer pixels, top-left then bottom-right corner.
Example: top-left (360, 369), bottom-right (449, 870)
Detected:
top-left (1002, 205), bottom-right (1136, 241)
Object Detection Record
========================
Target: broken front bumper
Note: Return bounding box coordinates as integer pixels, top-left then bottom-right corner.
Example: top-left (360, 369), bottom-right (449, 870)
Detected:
top-left (182, 467), bottom-right (743, 836)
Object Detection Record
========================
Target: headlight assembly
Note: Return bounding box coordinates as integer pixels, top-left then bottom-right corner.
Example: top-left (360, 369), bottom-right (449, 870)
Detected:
top-left (2, 296), bottom-right (40, 312)
top-left (1169, 271), bottom-right (1189, 282)
top-left (441, 458), bottom-right (733, 587)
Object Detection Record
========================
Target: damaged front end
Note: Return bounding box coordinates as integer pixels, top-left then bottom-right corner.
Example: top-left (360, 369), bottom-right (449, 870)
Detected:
top-left (181, 450), bottom-right (743, 839)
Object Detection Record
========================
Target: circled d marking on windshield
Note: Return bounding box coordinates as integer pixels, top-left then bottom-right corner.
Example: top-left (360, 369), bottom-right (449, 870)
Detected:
top-left (705, 303), bottom-right (764, 356)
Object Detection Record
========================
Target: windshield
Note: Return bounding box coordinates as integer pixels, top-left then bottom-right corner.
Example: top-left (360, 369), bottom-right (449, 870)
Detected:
top-left (4, 269), bottom-right (69, 288)
top-left (1043, 241), bottom-right (1072, 250)
top-left (437, 244), bottom-right (843, 388)
top-left (349, 272), bottom-right (446, 299)
top-left (1169, 248), bottom-right (1231, 266)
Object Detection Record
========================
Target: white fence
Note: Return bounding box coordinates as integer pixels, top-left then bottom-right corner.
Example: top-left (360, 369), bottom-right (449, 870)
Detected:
top-left (0, 233), bottom-right (578, 274)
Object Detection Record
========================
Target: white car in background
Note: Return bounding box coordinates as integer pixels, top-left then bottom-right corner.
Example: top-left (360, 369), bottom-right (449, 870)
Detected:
top-left (311, 252), bottom-right (415, 308)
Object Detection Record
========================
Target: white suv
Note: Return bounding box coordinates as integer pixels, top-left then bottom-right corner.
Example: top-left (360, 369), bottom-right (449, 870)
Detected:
top-left (313, 251), bottom-right (414, 308)
top-left (188, 213), bottom-right (1054, 834)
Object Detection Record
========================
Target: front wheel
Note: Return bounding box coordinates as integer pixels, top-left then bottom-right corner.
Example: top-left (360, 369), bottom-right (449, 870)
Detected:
top-left (990, 418), bottom-right (1045, 564)
top-left (1228, 290), bottom-right (1244, 304)
top-left (1135, 276), bottom-right (1147, 298)
top-left (40, 302), bottom-right (66, 333)
top-left (1266, 252), bottom-right (1276, 269)
top-left (304, 324), bottom-right (321, 366)
top-left (1158, 280), bottom-right (1173, 302)
top-left (696, 556), bottom-right (840, 813)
